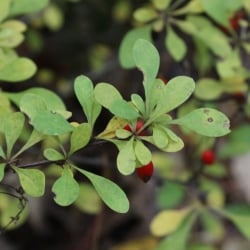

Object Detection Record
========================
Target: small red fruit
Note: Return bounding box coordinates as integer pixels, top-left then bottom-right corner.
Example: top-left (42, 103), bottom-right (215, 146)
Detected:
top-left (201, 149), bottom-right (215, 165)
top-left (136, 161), bottom-right (154, 182)
top-left (124, 120), bottom-right (147, 136)
top-left (230, 11), bottom-right (245, 31)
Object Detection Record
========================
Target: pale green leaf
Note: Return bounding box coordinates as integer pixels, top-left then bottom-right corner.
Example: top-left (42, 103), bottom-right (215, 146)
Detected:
top-left (134, 139), bottom-right (151, 165)
top-left (172, 108), bottom-right (231, 137)
top-left (9, 0), bottom-right (49, 16)
top-left (43, 148), bottom-right (65, 161)
top-left (131, 94), bottom-right (145, 115)
top-left (153, 76), bottom-right (195, 117)
top-left (117, 138), bottom-right (136, 175)
top-left (0, 57), bottom-right (37, 82)
top-left (69, 123), bottom-right (91, 155)
top-left (165, 26), bottom-right (187, 61)
top-left (133, 39), bottom-right (160, 111)
top-left (14, 129), bottom-right (43, 158)
top-left (74, 166), bottom-right (130, 213)
top-left (152, 0), bottom-right (172, 10)
top-left (13, 167), bottom-right (45, 197)
top-left (3, 112), bottom-right (25, 157)
top-left (119, 26), bottom-right (152, 68)
top-left (31, 110), bottom-right (73, 135)
top-left (110, 99), bottom-right (139, 120)
top-left (52, 166), bottom-right (79, 206)
top-left (0, 0), bottom-right (11, 22)
top-left (74, 75), bottom-right (101, 128)
top-left (162, 129), bottom-right (184, 152)
top-left (133, 7), bottom-right (158, 23)
top-left (152, 126), bottom-right (169, 149)
top-left (94, 83), bottom-right (122, 108)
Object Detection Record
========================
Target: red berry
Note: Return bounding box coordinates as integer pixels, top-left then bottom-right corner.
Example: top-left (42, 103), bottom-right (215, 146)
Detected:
top-left (201, 150), bottom-right (215, 165)
top-left (124, 120), bottom-right (147, 136)
top-left (230, 11), bottom-right (244, 31)
top-left (232, 92), bottom-right (246, 104)
top-left (136, 161), bottom-right (154, 182)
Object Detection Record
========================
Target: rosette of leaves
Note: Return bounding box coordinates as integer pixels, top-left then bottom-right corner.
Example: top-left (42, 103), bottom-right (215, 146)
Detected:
top-left (0, 0), bottom-right (49, 82)
top-left (94, 39), bottom-right (230, 177)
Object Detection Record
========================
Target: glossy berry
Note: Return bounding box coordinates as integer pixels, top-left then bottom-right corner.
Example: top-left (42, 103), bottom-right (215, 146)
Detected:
top-left (124, 120), bottom-right (147, 136)
top-left (136, 161), bottom-right (154, 182)
top-left (201, 150), bottom-right (215, 165)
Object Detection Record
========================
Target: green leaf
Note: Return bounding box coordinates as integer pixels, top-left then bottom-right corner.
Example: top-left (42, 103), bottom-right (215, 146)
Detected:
top-left (0, 29), bottom-right (24, 48)
top-left (13, 129), bottom-right (43, 158)
top-left (94, 83), bottom-right (122, 108)
top-left (3, 112), bottom-right (25, 157)
top-left (20, 93), bottom-right (47, 119)
top-left (69, 123), bottom-right (91, 155)
top-left (194, 78), bottom-right (223, 100)
top-left (165, 26), bottom-right (187, 61)
top-left (172, 0), bottom-right (203, 15)
top-left (119, 26), bottom-right (152, 68)
top-left (52, 166), bottom-right (79, 206)
top-left (172, 108), bottom-right (230, 137)
top-left (74, 183), bottom-right (102, 214)
top-left (134, 139), bottom-right (151, 165)
top-left (220, 208), bottom-right (250, 240)
top-left (9, 0), bottom-right (49, 16)
top-left (0, 0), bottom-right (11, 22)
top-left (133, 7), bottom-right (158, 23)
top-left (131, 94), bottom-right (145, 115)
top-left (0, 163), bottom-right (6, 182)
top-left (162, 128), bottom-right (184, 152)
top-left (152, 125), bottom-right (169, 149)
top-left (44, 148), bottom-right (65, 161)
top-left (110, 99), bottom-right (139, 120)
top-left (150, 207), bottom-right (191, 237)
top-left (200, 0), bottom-right (243, 27)
top-left (156, 212), bottom-right (196, 250)
top-left (117, 138), bottom-right (136, 175)
top-left (94, 83), bottom-right (139, 120)
top-left (157, 182), bottom-right (185, 209)
top-left (31, 110), bottom-right (73, 135)
top-left (13, 167), bottom-right (45, 197)
top-left (152, 0), bottom-right (172, 10)
top-left (74, 166), bottom-right (129, 213)
top-left (133, 39), bottom-right (160, 108)
top-left (74, 75), bottom-right (101, 128)
top-left (153, 76), bottom-right (195, 117)
top-left (0, 58), bottom-right (37, 82)
top-left (0, 145), bottom-right (5, 159)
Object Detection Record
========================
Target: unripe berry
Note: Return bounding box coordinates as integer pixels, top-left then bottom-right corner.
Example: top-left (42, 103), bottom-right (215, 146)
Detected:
top-left (136, 161), bottom-right (154, 182)
top-left (201, 149), bottom-right (215, 165)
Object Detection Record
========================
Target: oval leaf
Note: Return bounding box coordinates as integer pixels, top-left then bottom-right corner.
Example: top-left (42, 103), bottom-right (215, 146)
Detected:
top-left (31, 110), bottom-right (73, 135)
top-left (172, 108), bottom-right (231, 137)
top-left (119, 26), bottom-right (152, 68)
top-left (74, 166), bottom-right (129, 213)
top-left (117, 139), bottom-right (136, 175)
top-left (43, 148), bottom-right (65, 161)
top-left (52, 167), bottom-right (79, 206)
top-left (13, 167), bottom-right (45, 197)
top-left (69, 123), bottom-right (91, 155)
top-left (150, 208), bottom-right (191, 237)
top-left (134, 140), bottom-right (152, 165)
top-left (0, 58), bottom-right (37, 82)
